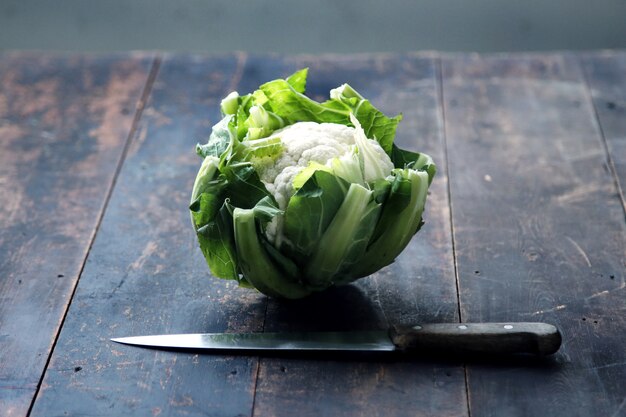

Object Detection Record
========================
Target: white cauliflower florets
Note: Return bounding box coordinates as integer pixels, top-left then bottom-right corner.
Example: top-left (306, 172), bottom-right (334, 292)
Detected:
top-left (258, 122), bottom-right (392, 209)
top-left (256, 121), bottom-right (394, 245)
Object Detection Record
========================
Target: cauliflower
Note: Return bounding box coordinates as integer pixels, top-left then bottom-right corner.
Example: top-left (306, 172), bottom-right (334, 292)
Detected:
top-left (190, 68), bottom-right (436, 299)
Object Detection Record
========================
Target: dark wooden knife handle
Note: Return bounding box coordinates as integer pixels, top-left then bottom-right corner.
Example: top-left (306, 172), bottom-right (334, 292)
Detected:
top-left (389, 322), bottom-right (561, 355)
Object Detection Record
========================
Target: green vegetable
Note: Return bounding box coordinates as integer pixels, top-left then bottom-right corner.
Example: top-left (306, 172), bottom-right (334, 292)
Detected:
top-left (191, 69), bottom-right (436, 298)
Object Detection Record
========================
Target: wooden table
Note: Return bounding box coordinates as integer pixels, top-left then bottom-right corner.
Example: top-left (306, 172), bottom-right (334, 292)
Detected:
top-left (1, 51), bottom-right (624, 417)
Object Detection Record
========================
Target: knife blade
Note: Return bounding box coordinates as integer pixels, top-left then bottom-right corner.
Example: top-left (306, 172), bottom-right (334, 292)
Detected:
top-left (112, 322), bottom-right (561, 355)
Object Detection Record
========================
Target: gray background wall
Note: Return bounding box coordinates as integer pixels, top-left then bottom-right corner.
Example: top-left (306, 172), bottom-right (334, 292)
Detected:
top-left (1, 0), bottom-right (625, 52)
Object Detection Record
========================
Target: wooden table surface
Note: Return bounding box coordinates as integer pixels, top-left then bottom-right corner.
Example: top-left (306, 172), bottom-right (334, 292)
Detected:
top-left (1, 51), bottom-right (625, 417)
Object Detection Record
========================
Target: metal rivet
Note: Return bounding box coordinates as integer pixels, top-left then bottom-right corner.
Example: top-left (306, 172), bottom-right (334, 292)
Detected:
top-left (458, 325), bottom-right (468, 330)
top-left (504, 324), bottom-right (513, 329)
top-left (413, 325), bottom-right (422, 330)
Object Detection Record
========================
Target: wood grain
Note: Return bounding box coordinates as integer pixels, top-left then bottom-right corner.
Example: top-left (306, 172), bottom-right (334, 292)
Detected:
top-left (252, 54), bottom-right (467, 417)
top-left (14, 51), bottom-right (624, 417)
top-left (0, 53), bottom-right (153, 417)
top-left (442, 52), bottom-right (626, 417)
top-left (28, 54), bottom-right (271, 417)
top-left (580, 51), bottom-right (626, 214)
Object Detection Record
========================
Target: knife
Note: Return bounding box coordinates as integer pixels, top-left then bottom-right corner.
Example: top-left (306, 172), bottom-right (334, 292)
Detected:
top-left (111, 322), bottom-right (561, 355)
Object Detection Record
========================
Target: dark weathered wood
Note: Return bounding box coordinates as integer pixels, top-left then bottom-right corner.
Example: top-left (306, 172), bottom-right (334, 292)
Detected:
top-left (252, 54), bottom-right (468, 417)
top-left (13, 50), bottom-right (623, 417)
top-left (0, 53), bottom-right (153, 417)
top-left (443, 53), bottom-right (626, 417)
top-left (580, 51), bottom-right (626, 214)
top-left (28, 54), bottom-right (273, 416)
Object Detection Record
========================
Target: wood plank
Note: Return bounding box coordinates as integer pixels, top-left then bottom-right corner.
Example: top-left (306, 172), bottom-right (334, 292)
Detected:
top-left (0, 52), bottom-right (154, 417)
top-left (27, 54), bottom-right (274, 417)
top-left (253, 54), bottom-right (468, 417)
top-left (442, 53), bottom-right (626, 417)
top-left (580, 51), bottom-right (626, 214)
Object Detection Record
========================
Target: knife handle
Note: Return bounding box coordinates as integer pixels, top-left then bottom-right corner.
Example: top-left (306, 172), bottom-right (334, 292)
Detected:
top-left (389, 322), bottom-right (561, 355)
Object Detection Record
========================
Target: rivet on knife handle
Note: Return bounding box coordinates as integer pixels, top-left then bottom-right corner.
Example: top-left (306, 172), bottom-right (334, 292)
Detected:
top-left (389, 322), bottom-right (562, 355)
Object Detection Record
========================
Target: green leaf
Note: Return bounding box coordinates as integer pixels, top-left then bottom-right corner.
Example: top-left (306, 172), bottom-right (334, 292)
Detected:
top-left (260, 78), bottom-right (401, 155)
top-left (220, 92), bottom-right (240, 115)
top-left (196, 201), bottom-right (239, 281)
top-left (391, 145), bottom-right (436, 184)
top-left (253, 195), bottom-right (283, 225)
top-left (233, 208), bottom-right (311, 299)
top-left (371, 178), bottom-right (392, 204)
top-left (350, 114), bottom-right (394, 183)
top-left (190, 190), bottom-right (223, 232)
top-left (260, 78), bottom-right (348, 124)
top-left (355, 169), bottom-right (430, 277)
top-left (245, 105), bottom-right (286, 140)
top-left (332, 196), bottom-right (381, 285)
top-left (220, 162), bottom-right (271, 209)
top-left (328, 83), bottom-right (402, 155)
top-left (232, 135), bottom-right (284, 171)
top-left (304, 183), bottom-right (379, 289)
top-left (286, 68), bottom-right (308, 93)
top-left (190, 157), bottom-right (226, 233)
top-left (283, 170), bottom-right (349, 259)
top-left (190, 156), bottom-right (221, 203)
top-left (260, 237), bottom-right (301, 281)
top-left (196, 116), bottom-right (235, 159)
top-left (348, 100), bottom-right (402, 155)
top-left (414, 153), bottom-right (437, 185)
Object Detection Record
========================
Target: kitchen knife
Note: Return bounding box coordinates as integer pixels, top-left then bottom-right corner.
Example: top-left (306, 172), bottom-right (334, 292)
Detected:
top-left (111, 322), bottom-right (561, 355)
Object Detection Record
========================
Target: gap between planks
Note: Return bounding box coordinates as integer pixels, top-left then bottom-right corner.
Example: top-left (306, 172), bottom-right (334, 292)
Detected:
top-left (436, 54), bottom-right (473, 417)
top-left (25, 54), bottom-right (163, 417)
top-left (577, 54), bottom-right (626, 221)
